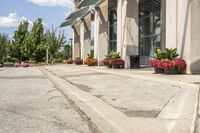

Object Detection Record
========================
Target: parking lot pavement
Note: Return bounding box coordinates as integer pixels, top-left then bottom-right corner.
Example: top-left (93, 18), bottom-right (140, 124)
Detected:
top-left (0, 67), bottom-right (91, 133)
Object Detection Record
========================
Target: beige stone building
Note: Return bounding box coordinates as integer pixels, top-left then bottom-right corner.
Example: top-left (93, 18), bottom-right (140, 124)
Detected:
top-left (61, 0), bottom-right (200, 74)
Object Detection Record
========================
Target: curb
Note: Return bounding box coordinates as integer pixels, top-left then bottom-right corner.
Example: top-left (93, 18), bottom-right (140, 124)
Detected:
top-left (40, 66), bottom-right (199, 133)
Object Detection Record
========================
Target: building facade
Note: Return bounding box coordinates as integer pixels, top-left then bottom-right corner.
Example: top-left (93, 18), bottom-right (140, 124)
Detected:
top-left (61, 0), bottom-right (200, 74)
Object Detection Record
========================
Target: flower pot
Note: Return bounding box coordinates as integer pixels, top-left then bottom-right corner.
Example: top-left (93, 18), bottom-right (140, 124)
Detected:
top-left (88, 64), bottom-right (96, 66)
top-left (106, 64), bottom-right (112, 68)
top-left (164, 68), bottom-right (179, 75)
top-left (75, 62), bottom-right (82, 65)
top-left (154, 68), bottom-right (164, 74)
top-left (112, 64), bottom-right (120, 69)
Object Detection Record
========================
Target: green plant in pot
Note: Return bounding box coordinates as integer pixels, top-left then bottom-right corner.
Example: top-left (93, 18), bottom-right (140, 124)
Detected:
top-left (149, 48), bottom-right (165, 73)
top-left (85, 54), bottom-right (97, 66)
top-left (108, 51), bottom-right (124, 69)
top-left (165, 48), bottom-right (179, 59)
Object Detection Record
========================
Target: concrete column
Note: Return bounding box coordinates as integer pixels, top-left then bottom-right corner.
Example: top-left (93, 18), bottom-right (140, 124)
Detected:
top-left (122, 0), bottom-right (139, 68)
top-left (94, 10), bottom-right (99, 60)
top-left (122, 0), bottom-right (128, 60)
top-left (97, 0), bottom-right (109, 65)
top-left (80, 22), bottom-right (84, 60)
top-left (82, 16), bottom-right (92, 62)
top-left (165, 0), bottom-right (177, 49)
top-left (73, 25), bottom-right (81, 59)
top-left (190, 0), bottom-right (200, 73)
top-left (117, 0), bottom-right (123, 54)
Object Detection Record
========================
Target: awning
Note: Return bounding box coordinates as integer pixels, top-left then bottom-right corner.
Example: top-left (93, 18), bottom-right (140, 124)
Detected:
top-left (60, 6), bottom-right (90, 27)
top-left (60, 0), bottom-right (103, 27)
top-left (77, 0), bottom-right (101, 8)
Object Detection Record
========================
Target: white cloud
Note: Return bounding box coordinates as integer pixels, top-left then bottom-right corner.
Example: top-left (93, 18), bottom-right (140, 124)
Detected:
top-left (28, 0), bottom-right (73, 7)
top-left (0, 12), bottom-right (33, 28)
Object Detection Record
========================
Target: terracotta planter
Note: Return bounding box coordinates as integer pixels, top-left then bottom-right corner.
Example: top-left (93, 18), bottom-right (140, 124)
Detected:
top-left (164, 68), bottom-right (179, 75)
top-left (154, 68), bottom-right (164, 74)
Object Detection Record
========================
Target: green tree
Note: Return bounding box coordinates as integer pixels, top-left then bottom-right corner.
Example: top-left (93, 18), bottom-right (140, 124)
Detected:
top-left (63, 44), bottom-right (72, 59)
top-left (31, 18), bottom-right (46, 62)
top-left (11, 21), bottom-right (29, 61)
top-left (46, 27), bottom-right (66, 61)
top-left (0, 33), bottom-right (9, 62)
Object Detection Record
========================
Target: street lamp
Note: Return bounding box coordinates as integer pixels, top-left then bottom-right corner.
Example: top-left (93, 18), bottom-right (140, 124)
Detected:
top-left (69, 38), bottom-right (73, 59)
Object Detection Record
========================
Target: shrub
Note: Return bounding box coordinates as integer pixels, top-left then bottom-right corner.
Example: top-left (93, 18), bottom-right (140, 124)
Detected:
top-left (4, 57), bottom-right (19, 63)
top-left (14, 63), bottom-right (21, 67)
top-left (21, 62), bottom-right (29, 67)
top-left (55, 58), bottom-right (63, 63)
top-left (65, 59), bottom-right (74, 64)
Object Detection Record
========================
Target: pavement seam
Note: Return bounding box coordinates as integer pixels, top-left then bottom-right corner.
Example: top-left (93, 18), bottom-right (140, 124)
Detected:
top-left (41, 67), bottom-right (101, 133)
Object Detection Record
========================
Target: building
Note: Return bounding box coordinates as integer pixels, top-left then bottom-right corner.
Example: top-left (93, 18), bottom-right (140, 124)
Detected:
top-left (60, 0), bottom-right (200, 74)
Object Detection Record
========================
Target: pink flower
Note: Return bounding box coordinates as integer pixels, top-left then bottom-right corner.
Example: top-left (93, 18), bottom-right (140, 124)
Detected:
top-left (149, 59), bottom-right (162, 68)
top-left (160, 58), bottom-right (187, 70)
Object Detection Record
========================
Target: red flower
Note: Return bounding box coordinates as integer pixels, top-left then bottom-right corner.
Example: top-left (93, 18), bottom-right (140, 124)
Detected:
top-left (174, 58), bottom-right (187, 70)
top-left (112, 59), bottom-right (124, 65)
top-left (149, 59), bottom-right (162, 68)
top-left (103, 58), bottom-right (110, 65)
top-left (160, 58), bottom-right (187, 70)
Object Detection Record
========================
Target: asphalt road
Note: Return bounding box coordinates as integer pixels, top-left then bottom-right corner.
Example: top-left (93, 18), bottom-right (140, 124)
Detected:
top-left (0, 67), bottom-right (91, 133)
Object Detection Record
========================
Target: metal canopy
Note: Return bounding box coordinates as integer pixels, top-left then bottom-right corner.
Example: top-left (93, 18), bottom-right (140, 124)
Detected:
top-left (60, 7), bottom-right (90, 27)
top-left (77, 0), bottom-right (100, 8)
top-left (60, 0), bottom-right (103, 27)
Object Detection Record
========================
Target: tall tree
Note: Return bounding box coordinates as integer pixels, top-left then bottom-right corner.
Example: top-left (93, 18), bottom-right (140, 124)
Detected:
top-left (0, 33), bottom-right (9, 62)
top-left (46, 27), bottom-right (66, 61)
top-left (31, 18), bottom-right (46, 62)
top-left (11, 21), bottom-right (29, 61)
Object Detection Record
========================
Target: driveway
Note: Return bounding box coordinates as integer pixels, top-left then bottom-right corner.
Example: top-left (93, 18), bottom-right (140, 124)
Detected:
top-left (0, 67), bottom-right (91, 133)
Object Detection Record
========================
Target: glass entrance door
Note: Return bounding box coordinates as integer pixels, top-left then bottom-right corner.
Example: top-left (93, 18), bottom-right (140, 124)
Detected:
top-left (139, 0), bottom-right (162, 66)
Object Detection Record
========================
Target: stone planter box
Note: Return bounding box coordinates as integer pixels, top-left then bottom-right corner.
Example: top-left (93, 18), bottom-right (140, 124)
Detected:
top-left (106, 64), bottom-right (112, 68)
top-left (164, 68), bottom-right (179, 75)
top-left (154, 68), bottom-right (164, 74)
top-left (88, 64), bottom-right (96, 66)
top-left (75, 62), bottom-right (82, 65)
top-left (67, 62), bottom-right (73, 64)
top-left (4, 62), bottom-right (14, 67)
top-left (112, 64), bottom-right (121, 69)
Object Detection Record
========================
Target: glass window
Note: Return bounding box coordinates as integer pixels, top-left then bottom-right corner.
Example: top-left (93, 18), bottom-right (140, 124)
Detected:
top-left (139, 0), bottom-right (162, 65)
top-left (108, 9), bottom-right (117, 53)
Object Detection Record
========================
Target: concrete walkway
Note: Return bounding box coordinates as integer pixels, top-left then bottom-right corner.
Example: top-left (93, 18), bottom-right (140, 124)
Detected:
top-left (42, 64), bottom-right (200, 133)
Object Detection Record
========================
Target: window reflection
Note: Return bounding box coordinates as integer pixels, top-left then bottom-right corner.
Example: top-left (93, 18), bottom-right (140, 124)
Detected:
top-left (139, 0), bottom-right (161, 65)
top-left (109, 9), bottom-right (117, 52)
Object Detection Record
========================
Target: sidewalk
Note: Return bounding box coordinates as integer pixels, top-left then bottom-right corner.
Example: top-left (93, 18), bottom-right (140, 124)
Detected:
top-left (41, 64), bottom-right (200, 133)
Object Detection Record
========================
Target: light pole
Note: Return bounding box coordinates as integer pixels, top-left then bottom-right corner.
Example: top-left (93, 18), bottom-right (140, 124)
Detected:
top-left (46, 45), bottom-right (49, 65)
top-left (69, 38), bottom-right (73, 59)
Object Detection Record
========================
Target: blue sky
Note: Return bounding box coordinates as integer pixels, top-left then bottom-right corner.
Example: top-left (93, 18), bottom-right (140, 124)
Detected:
top-left (0, 0), bottom-right (73, 38)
